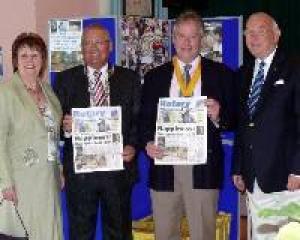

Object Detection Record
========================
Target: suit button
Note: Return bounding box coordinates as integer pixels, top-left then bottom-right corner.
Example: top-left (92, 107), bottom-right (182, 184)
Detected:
top-left (248, 122), bottom-right (255, 127)
top-left (249, 144), bottom-right (253, 149)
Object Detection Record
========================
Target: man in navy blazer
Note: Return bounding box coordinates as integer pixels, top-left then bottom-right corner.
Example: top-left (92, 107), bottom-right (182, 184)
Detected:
top-left (139, 11), bottom-right (236, 240)
top-left (232, 12), bottom-right (300, 239)
top-left (54, 24), bottom-right (140, 240)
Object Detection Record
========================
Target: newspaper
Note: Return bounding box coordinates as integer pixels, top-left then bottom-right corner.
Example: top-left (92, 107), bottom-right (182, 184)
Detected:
top-left (155, 97), bottom-right (207, 165)
top-left (72, 107), bottom-right (123, 173)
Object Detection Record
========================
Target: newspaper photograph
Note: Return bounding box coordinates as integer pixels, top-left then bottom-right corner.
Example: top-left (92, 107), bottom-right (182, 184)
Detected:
top-left (72, 107), bottom-right (123, 173)
top-left (155, 97), bottom-right (207, 165)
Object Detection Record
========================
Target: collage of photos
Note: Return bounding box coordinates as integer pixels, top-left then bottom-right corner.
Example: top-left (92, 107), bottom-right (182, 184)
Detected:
top-left (120, 16), bottom-right (170, 78)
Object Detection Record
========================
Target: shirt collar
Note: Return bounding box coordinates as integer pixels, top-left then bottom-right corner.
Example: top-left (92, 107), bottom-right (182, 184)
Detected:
top-left (87, 64), bottom-right (108, 79)
top-left (254, 47), bottom-right (277, 79)
top-left (177, 55), bottom-right (201, 73)
top-left (256, 47), bottom-right (277, 67)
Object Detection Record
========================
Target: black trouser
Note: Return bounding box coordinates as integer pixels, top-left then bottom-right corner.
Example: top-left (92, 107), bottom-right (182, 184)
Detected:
top-left (65, 172), bottom-right (133, 240)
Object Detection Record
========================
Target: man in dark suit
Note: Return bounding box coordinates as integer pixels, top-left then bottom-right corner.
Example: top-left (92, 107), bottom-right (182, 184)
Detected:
top-left (232, 12), bottom-right (300, 239)
top-left (53, 24), bottom-right (140, 240)
top-left (139, 11), bottom-right (236, 240)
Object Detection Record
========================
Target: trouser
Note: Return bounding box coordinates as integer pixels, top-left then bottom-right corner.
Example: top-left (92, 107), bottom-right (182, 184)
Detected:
top-left (151, 165), bottom-right (219, 240)
top-left (65, 172), bottom-right (133, 240)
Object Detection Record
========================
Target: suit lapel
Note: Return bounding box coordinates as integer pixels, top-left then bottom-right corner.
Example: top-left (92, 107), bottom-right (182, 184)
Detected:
top-left (240, 62), bottom-right (255, 120)
top-left (75, 66), bottom-right (90, 107)
top-left (252, 50), bottom-right (285, 119)
top-left (12, 73), bottom-right (46, 129)
top-left (200, 58), bottom-right (221, 98)
top-left (108, 64), bottom-right (116, 106)
top-left (200, 59), bottom-right (207, 96)
top-left (243, 62), bottom-right (255, 102)
top-left (165, 62), bottom-right (174, 97)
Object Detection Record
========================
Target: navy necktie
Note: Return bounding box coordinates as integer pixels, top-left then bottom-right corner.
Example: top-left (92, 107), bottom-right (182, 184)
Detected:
top-left (247, 61), bottom-right (265, 118)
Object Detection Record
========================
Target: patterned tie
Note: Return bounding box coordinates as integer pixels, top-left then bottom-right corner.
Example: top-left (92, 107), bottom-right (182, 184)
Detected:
top-left (247, 61), bottom-right (265, 118)
top-left (184, 64), bottom-right (192, 85)
top-left (91, 70), bottom-right (107, 106)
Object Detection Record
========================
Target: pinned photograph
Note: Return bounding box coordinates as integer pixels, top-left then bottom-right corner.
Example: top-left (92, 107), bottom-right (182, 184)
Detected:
top-left (123, 0), bottom-right (154, 17)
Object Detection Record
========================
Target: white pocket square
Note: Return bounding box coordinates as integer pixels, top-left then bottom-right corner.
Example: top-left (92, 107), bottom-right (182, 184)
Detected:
top-left (274, 79), bottom-right (285, 85)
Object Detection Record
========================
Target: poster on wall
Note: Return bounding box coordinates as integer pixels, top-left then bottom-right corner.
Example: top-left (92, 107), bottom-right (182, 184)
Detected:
top-left (120, 16), bottom-right (170, 78)
top-left (49, 19), bottom-right (83, 72)
top-left (0, 47), bottom-right (3, 81)
top-left (123, 0), bottom-right (154, 17)
top-left (201, 21), bottom-right (223, 63)
top-left (49, 17), bottom-right (117, 73)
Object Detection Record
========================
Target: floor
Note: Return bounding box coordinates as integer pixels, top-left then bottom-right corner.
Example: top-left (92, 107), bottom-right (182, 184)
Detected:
top-left (240, 216), bottom-right (248, 240)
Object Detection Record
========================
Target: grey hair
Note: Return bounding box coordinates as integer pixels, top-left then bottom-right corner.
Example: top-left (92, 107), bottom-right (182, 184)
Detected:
top-left (173, 10), bottom-right (204, 38)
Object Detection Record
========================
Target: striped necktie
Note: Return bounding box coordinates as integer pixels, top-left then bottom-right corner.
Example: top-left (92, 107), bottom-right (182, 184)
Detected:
top-left (247, 61), bottom-right (265, 118)
top-left (184, 64), bottom-right (192, 85)
top-left (91, 70), bottom-right (107, 106)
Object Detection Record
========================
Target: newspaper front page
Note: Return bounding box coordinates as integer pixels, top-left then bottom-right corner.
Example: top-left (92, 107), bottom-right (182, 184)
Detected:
top-left (155, 97), bottom-right (207, 165)
top-left (72, 107), bottom-right (123, 173)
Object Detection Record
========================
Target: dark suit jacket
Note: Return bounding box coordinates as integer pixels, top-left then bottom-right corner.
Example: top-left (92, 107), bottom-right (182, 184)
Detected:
top-left (53, 64), bottom-right (141, 185)
top-left (139, 58), bottom-right (236, 191)
top-left (232, 48), bottom-right (300, 193)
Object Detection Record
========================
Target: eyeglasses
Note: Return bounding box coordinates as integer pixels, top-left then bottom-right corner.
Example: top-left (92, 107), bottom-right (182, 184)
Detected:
top-left (244, 28), bottom-right (270, 37)
top-left (82, 40), bottom-right (109, 48)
